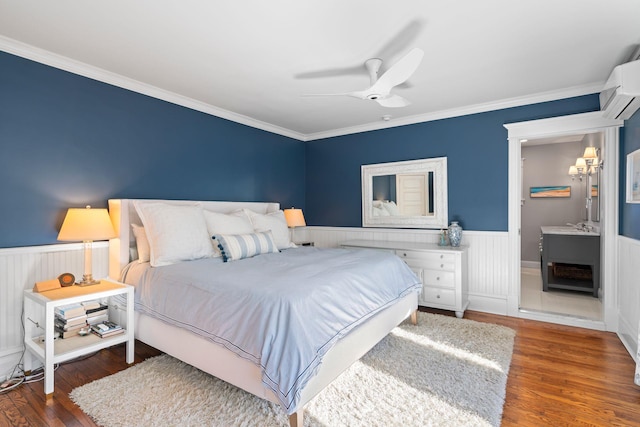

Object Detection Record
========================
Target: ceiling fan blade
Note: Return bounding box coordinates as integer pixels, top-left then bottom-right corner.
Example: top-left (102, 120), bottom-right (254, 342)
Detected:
top-left (371, 48), bottom-right (424, 93)
top-left (295, 65), bottom-right (364, 79)
top-left (374, 20), bottom-right (424, 67)
top-left (301, 91), bottom-right (367, 99)
top-left (295, 21), bottom-right (424, 80)
top-left (376, 94), bottom-right (411, 108)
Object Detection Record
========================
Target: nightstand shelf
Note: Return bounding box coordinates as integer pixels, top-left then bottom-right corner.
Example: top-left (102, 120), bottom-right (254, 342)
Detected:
top-left (23, 279), bottom-right (135, 396)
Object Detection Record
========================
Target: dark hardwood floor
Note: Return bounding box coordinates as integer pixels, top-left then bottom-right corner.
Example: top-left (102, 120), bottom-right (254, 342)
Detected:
top-left (1, 310), bottom-right (639, 426)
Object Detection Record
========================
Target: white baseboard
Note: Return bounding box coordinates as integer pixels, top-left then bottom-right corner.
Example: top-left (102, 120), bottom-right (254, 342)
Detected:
top-left (467, 293), bottom-right (509, 316)
top-left (521, 260), bottom-right (540, 269)
top-left (617, 308), bottom-right (639, 365)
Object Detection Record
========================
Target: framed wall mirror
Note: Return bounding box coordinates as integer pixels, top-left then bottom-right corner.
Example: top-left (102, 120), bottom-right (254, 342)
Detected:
top-left (362, 157), bottom-right (448, 228)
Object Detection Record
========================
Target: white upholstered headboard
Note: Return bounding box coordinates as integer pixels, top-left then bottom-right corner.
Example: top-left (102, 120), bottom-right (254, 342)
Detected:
top-left (108, 199), bottom-right (281, 280)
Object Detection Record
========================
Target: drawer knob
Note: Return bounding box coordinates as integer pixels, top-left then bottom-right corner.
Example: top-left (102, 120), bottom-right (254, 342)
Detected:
top-left (440, 254), bottom-right (444, 259)
top-left (403, 253), bottom-right (407, 257)
top-left (440, 264), bottom-right (444, 268)
top-left (436, 276), bottom-right (440, 281)
top-left (436, 294), bottom-right (440, 299)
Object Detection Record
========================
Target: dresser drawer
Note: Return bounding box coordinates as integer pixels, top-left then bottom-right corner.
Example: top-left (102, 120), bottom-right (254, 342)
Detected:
top-left (422, 269), bottom-right (455, 288)
top-left (421, 287), bottom-right (456, 306)
top-left (395, 250), bottom-right (456, 271)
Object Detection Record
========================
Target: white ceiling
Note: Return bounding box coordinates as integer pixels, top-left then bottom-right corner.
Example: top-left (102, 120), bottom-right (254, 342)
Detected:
top-left (1, 0), bottom-right (639, 141)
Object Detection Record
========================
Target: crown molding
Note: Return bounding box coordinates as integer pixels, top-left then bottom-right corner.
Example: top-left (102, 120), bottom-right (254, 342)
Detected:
top-left (1, 36), bottom-right (604, 144)
top-left (0, 36), bottom-right (307, 142)
top-left (302, 82), bottom-right (605, 141)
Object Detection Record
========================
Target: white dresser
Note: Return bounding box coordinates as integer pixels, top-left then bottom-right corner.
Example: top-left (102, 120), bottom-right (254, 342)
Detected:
top-left (340, 240), bottom-right (469, 318)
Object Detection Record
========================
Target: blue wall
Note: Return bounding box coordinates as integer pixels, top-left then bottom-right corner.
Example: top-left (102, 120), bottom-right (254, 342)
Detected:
top-left (0, 49), bottom-right (609, 247)
top-left (305, 95), bottom-right (600, 231)
top-left (620, 110), bottom-right (640, 240)
top-left (0, 52), bottom-right (304, 248)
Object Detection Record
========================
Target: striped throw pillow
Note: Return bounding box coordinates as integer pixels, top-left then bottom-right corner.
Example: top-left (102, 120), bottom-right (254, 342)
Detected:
top-left (214, 231), bottom-right (279, 262)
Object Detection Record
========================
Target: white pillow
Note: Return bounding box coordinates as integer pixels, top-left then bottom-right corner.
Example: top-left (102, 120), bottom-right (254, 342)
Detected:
top-left (203, 210), bottom-right (255, 257)
top-left (372, 206), bottom-right (386, 217)
top-left (244, 209), bottom-right (295, 250)
top-left (203, 210), bottom-right (254, 235)
top-left (214, 231), bottom-right (279, 262)
top-left (131, 224), bottom-right (150, 263)
top-left (383, 201), bottom-right (401, 216)
top-left (134, 202), bottom-right (214, 267)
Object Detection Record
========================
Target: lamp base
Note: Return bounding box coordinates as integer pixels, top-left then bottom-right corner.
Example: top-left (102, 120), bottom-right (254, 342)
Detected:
top-left (77, 274), bottom-right (101, 286)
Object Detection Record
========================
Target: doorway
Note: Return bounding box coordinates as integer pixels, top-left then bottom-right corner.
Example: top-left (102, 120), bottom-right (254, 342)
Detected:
top-left (504, 112), bottom-right (622, 331)
top-left (520, 133), bottom-right (603, 320)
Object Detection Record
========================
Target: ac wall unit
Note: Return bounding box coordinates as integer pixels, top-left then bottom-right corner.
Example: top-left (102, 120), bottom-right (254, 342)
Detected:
top-left (600, 59), bottom-right (640, 120)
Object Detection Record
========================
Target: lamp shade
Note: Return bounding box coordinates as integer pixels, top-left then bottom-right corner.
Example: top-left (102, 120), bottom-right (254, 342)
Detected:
top-left (568, 165), bottom-right (578, 176)
top-left (58, 206), bottom-right (116, 241)
top-left (283, 208), bottom-right (306, 228)
top-left (575, 157), bottom-right (587, 169)
top-left (583, 146), bottom-right (598, 159)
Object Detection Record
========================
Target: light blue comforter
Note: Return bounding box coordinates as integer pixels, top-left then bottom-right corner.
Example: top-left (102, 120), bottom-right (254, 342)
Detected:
top-left (132, 247), bottom-right (421, 413)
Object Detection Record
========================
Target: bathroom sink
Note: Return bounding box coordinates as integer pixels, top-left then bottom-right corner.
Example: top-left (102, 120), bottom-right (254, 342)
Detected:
top-left (540, 226), bottom-right (600, 236)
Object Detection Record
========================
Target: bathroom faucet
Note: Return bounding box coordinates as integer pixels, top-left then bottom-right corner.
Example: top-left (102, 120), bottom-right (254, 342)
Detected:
top-left (566, 222), bottom-right (592, 231)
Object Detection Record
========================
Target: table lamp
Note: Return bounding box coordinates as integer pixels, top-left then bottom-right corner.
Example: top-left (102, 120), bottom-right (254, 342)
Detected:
top-left (58, 205), bottom-right (116, 286)
top-left (284, 208), bottom-right (306, 228)
top-left (284, 208), bottom-right (306, 242)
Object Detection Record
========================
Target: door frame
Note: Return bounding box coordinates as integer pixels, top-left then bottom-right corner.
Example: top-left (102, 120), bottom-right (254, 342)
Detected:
top-left (504, 111), bottom-right (623, 330)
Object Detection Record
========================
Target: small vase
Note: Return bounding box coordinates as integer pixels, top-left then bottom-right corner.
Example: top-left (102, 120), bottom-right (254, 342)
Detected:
top-left (448, 221), bottom-right (462, 247)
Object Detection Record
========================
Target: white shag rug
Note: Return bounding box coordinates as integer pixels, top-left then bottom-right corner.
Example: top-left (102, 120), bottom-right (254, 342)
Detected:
top-left (70, 312), bottom-right (515, 427)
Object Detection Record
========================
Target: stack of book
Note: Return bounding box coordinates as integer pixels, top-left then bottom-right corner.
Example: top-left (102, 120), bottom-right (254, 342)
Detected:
top-left (82, 300), bottom-right (109, 326)
top-left (90, 320), bottom-right (124, 338)
top-left (54, 304), bottom-right (88, 339)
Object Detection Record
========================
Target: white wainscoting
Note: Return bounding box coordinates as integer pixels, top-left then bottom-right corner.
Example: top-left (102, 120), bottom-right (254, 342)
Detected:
top-left (296, 227), bottom-right (510, 315)
top-left (617, 236), bottom-right (640, 364)
top-left (0, 242), bottom-right (109, 380)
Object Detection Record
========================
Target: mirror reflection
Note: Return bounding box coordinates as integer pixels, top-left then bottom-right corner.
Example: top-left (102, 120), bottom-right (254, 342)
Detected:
top-left (362, 157), bottom-right (448, 229)
top-left (371, 173), bottom-right (434, 217)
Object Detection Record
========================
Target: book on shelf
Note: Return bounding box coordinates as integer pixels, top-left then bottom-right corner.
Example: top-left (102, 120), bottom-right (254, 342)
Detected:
top-left (91, 321), bottom-right (123, 338)
top-left (55, 326), bottom-right (85, 339)
top-left (55, 321), bottom-right (87, 333)
top-left (55, 319), bottom-right (86, 331)
top-left (87, 313), bottom-right (108, 325)
top-left (86, 306), bottom-right (108, 317)
top-left (55, 320), bottom-right (89, 338)
top-left (98, 328), bottom-right (125, 338)
top-left (81, 300), bottom-right (102, 311)
top-left (54, 303), bottom-right (86, 319)
top-left (54, 313), bottom-right (88, 328)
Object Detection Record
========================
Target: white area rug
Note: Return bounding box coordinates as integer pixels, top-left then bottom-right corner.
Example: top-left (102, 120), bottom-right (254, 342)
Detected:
top-left (71, 312), bottom-right (515, 427)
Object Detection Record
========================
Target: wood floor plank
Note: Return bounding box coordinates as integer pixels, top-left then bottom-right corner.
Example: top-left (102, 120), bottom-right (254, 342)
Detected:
top-left (1, 312), bottom-right (638, 426)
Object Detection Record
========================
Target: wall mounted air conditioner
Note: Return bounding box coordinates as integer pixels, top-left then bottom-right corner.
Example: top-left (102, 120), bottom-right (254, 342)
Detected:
top-left (600, 59), bottom-right (640, 120)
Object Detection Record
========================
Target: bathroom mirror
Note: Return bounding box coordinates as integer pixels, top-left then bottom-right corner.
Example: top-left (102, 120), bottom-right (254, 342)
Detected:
top-left (362, 157), bottom-right (448, 228)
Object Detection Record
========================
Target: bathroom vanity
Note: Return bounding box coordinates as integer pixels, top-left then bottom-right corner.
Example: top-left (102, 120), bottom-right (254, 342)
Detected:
top-left (540, 226), bottom-right (600, 297)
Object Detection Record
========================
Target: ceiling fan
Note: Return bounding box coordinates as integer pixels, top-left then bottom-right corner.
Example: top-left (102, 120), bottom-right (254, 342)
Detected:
top-left (303, 48), bottom-right (424, 108)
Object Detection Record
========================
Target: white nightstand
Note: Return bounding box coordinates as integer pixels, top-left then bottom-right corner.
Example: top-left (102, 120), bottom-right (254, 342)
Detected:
top-left (23, 279), bottom-right (135, 396)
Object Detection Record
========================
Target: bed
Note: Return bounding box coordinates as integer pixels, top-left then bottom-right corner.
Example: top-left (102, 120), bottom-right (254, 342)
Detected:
top-left (108, 198), bottom-right (420, 426)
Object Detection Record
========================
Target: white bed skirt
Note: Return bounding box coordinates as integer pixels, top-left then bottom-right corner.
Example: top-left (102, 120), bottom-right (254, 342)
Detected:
top-left (133, 291), bottom-right (418, 412)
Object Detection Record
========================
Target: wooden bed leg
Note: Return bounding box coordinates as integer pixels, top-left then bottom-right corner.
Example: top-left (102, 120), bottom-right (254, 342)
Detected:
top-left (289, 410), bottom-right (303, 427)
top-left (410, 309), bottom-right (418, 325)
